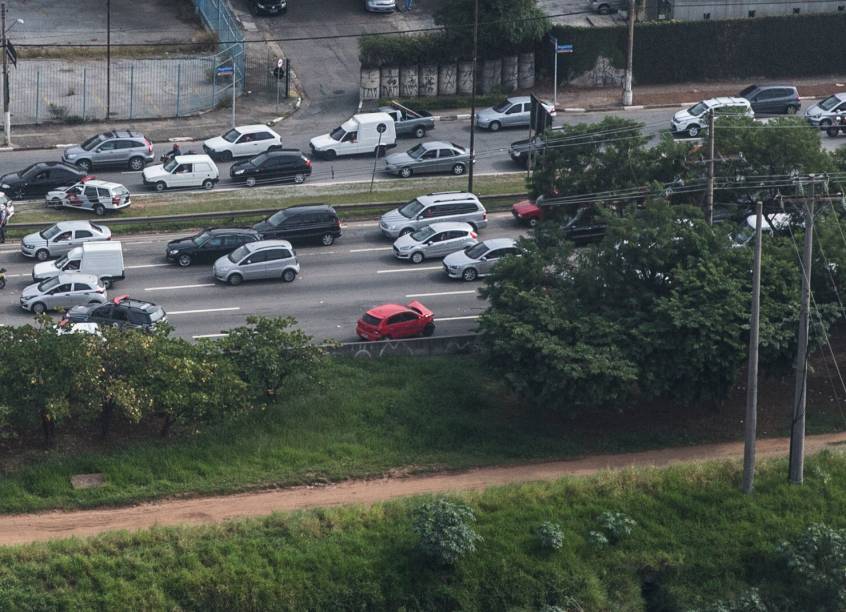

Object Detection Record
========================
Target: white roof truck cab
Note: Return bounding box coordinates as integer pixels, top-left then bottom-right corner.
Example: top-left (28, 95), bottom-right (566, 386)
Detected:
top-left (142, 154), bottom-right (219, 192)
top-left (309, 112), bottom-right (397, 160)
top-left (32, 241), bottom-right (125, 288)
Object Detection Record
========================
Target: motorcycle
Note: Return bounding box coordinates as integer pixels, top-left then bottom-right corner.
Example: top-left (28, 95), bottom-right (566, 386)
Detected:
top-left (159, 149), bottom-right (195, 163)
top-left (826, 114), bottom-right (846, 137)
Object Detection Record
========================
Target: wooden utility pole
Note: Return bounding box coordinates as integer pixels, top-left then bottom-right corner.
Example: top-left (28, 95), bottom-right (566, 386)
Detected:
top-left (705, 109), bottom-right (715, 224)
top-left (742, 200), bottom-right (763, 494)
top-left (622, 0), bottom-right (635, 106)
top-left (467, 0), bottom-right (479, 193)
top-left (789, 190), bottom-right (815, 485)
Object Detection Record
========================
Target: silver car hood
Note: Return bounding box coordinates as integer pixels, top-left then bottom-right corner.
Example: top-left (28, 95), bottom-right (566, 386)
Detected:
top-left (380, 209), bottom-right (410, 226)
top-left (213, 254), bottom-right (236, 272)
top-left (443, 249), bottom-right (475, 267)
top-left (22, 232), bottom-right (47, 248)
top-left (20, 282), bottom-right (43, 300)
top-left (476, 108), bottom-right (499, 121)
top-left (393, 233), bottom-right (422, 250)
top-left (385, 152), bottom-right (415, 166)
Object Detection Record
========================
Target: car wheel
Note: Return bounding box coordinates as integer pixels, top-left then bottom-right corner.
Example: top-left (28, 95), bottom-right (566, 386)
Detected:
top-left (821, 119), bottom-right (833, 128)
top-left (399, 167), bottom-right (413, 179)
top-left (528, 217), bottom-right (539, 228)
top-left (282, 268), bottom-right (297, 282)
top-left (827, 126), bottom-right (841, 137)
top-left (399, 228), bottom-right (414, 237)
top-left (321, 232), bottom-right (335, 246)
top-left (35, 249), bottom-right (49, 262)
top-left (202, 179), bottom-right (215, 190)
top-left (128, 156), bottom-right (145, 171)
top-left (103, 279), bottom-right (113, 289)
top-left (597, 3), bottom-right (611, 13)
top-left (293, 173), bottom-right (305, 184)
top-left (76, 159), bottom-right (92, 172)
top-left (452, 163), bottom-right (466, 176)
top-left (31, 302), bottom-right (46, 315)
top-left (414, 126), bottom-right (426, 138)
top-left (221, 151), bottom-right (233, 162)
top-left (462, 267), bottom-right (478, 282)
top-left (375, 145), bottom-right (386, 156)
top-left (422, 323), bottom-right (435, 337)
top-left (0, 278), bottom-right (5, 289)
top-left (245, 176), bottom-right (257, 187)
top-left (94, 204), bottom-right (106, 216)
top-left (324, 149), bottom-right (337, 161)
top-left (411, 251), bottom-right (425, 264)
top-left (786, 105), bottom-right (799, 115)
top-left (686, 125), bottom-right (700, 138)
top-left (489, 121), bottom-right (501, 132)
top-left (177, 254), bottom-right (192, 267)
top-left (14, 188), bottom-right (25, 200)
top-left (228, 273), bottom-right (243, 286)
top-left (155, 181), bottom-right (167, 192)
top-left (49, 198), bottom-right (62, 208)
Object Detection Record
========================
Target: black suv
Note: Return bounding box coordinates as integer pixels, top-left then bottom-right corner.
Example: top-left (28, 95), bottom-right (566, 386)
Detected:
top-left (0, 162), bottom-right (85, 200)
top-left (166, 228), bottom-right (260, 267)
top-left (738, 85), bottom-right (800, 115)
top-left (64, 295), bottom-right (167, 331)
top-left (229, 149), bottom-right (312, 187)
top-left (251, 0), bottom-right (287, 15)
top-left (253, 204), bottom-right (342, 246)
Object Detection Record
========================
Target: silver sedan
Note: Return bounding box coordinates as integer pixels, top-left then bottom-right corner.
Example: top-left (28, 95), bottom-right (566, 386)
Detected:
top-left (392, 222), bottom-right (478, 264)
top-left (443, 238), bottom-right (521, 281)
top-left (384, 141), bottom-right (471, 179)
top-left (20, 272), bottom-right (107, 314)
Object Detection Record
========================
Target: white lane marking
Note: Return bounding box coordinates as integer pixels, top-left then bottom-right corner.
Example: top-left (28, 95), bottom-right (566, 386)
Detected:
top-left (406, 290), bottom-right (477, 298)
top-left (437, 315), bottom-right (481, 322)
top-left (145, 283), bottom-right (215, 292)
top-left (376, 266), bottom-right (441, 274)
top-left (298, 250), bottom-right (336, 256)
top-left (193, 333), bottom-right (229, 339)
top-left (120, 171), bottom-right (142, 175)
top-left (126, 263), bottom-right (170, 269)
top-left (169, 307), bottom-right (240, 315)
top-left (5, 273), bottom-right (25, 278)
top-left (350, 246), bottom-right (392, 253)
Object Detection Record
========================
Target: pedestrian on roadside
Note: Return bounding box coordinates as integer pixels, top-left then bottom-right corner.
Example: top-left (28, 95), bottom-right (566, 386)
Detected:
top-left (404, 0), bottom-right (413, 11)
top-left (0, 204), bottom-right (8, 244)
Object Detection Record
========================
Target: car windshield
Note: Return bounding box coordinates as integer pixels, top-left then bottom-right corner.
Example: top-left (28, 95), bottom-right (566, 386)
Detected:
top-left (251, 153), bottom-right (269, 166)
top-left (54, 254), bottom-right (70, 268)
top-left (819, 95), bottom-right (842, 111)
top-left (149, 308), bottom-right (165, 322)
top-left (39, 225), bottom-right (61, 240)
top-left (687, 102), bottom-right (708, 116)
top-left (406, 144), bottom-right (426, 160)
top-left (398, 199), bottom-right (424, 219)
top-left (329, 127), bottom-right (345, 141)
top-left (37, 276), bottom-right (60, 292)
top-left (492, 99), bottom-right (512, 112)
top-left (361, 313), bottom-right (381, 326)
top-left (80, 134), bottom-right (106, 151)
top-left (192, 231), bottom-right (211, 247)
top-left (268, 210), bottom-right (288, 225)
top-left (163, 159), bottom-right (179, 173)
top-left (222, 128), bottom-right (241, 143)
top-left (229, 244), bottom-right (250, 262)
top-left (411, 226), bottom-right (436, 242)
top-left (465, 242), bottom-right (489, 259)
top-left (738, 85), bottom-right (758, 97)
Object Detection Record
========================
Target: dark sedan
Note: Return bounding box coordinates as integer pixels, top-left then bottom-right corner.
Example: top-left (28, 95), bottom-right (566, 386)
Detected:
top-left (165, 228), bottom-right (260, 267)
top-left (0, 162), bottom-right (85, 200)
top-left (229, 150), bottom-right (312, 187)
top-left (738, 85), bottom-right (800, 115)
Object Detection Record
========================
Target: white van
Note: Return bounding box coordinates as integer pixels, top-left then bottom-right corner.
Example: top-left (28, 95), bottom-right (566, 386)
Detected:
top-left (32, 241), bottom-right (125, 288)
top-left (142, 154), bottom-right (219, 192)
top-left (309, 112), bottom-right (397, 160)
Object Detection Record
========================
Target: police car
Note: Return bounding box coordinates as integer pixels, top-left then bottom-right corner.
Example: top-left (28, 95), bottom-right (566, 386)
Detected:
top-left (46, 177), bottom-right (131, 216)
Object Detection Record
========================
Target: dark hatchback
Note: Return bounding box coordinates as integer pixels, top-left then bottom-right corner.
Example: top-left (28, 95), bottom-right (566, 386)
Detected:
top-left (63, 295), bottom-right (167, 331)
top-left (166, 228), bottom-right (260, 267)
top-left (738, 84), bottom-right (801, 115)
top-left (0, 162), bottom-right (85, 199)
top-left (229, 149), bottom-right (312, 187)
top-left (251, 0), bottom-right (287, 15)
top-left (253, 204), bottom-right (342, 246)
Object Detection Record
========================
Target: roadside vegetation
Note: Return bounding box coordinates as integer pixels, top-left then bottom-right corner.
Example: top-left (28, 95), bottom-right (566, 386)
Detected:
top-left (2, 452), bottom-right (845, 610)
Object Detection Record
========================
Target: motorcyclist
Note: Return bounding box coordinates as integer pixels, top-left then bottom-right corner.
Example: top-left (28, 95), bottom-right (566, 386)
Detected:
top-left (162, 143), bottom-right (181, 162)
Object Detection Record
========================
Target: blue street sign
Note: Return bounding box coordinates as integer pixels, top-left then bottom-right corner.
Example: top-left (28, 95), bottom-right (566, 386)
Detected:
top-left (216, 65), bottom-right (234, 76)
top-left (557, 44), bottom-right (574, 54)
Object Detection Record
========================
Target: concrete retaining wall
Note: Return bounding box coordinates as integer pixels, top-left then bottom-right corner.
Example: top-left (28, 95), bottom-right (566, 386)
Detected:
top-left (328, 334), bottom-right (480, 359)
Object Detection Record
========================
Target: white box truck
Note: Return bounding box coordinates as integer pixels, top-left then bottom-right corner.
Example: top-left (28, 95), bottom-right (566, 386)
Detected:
top-left (32, 241), bottom-right (125, 288)
top-left (309, 112), bottom-right (397, 160)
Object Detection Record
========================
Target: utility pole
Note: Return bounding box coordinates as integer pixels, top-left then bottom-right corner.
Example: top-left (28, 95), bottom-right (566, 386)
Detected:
top-left (622, 0), bottom-right (635, 106)
top-left (467, 0), bottom-right (479, 193)
top-left (742, 199), bottom-right (763, 494)
top-left (705, 109), bottom-right (715, 224)
top-left (106, 0), bottom-right (111, 119)
top-left (1, 3), bottom-right (8, 146)
top-left (789, 188), bottom-right (815, 485)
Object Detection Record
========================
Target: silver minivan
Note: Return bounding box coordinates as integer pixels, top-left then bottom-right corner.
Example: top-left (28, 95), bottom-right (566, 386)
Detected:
top-left (213, 239), bottom-right (300, 286)
top-left (443, 238), bottom-right (520, 281)
top-left (20, 272), bottom-right (106, 314)
top-left (392, 222), bottom-right (478, 264)
top-left (380, 192), bottom-right (487, 239)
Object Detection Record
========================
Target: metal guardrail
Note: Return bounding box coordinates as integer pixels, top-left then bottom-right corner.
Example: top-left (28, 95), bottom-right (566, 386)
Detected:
top-left (7, 192), bottom-right (527, 231)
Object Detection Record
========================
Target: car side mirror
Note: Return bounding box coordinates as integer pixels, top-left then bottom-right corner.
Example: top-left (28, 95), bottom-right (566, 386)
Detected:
top-left (479, 256), bottom-right (487, 262)
top-left (416, 215), bottom-right (423, 220)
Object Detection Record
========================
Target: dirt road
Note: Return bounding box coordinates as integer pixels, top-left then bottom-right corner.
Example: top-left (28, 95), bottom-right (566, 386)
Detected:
top-left (2, 432), bottom-right (845, 547)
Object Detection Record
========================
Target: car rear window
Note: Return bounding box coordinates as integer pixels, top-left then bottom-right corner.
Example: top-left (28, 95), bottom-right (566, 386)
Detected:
top-left (89, 222), bottom-right (104, 232)
top-left (362, 313), bottom-right (381, 325)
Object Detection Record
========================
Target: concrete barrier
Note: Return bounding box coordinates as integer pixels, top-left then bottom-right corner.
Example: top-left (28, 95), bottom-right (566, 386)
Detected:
top-left (328, 334), bottom-right (480, 359)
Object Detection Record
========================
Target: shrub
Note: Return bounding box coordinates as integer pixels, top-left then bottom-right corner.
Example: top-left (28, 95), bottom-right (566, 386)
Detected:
top-left (776, 524), bottom-right (846, 610)
top-left (412, 499), bottom-right (483, 565)
top-left (596, 511), bottom-right (636, 545)
top-left (536, 521), bottom-right (565, 551)
top-left (696, 589), bottom-right (769, 612)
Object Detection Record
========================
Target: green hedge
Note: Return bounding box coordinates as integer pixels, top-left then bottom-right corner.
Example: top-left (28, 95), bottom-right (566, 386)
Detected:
top-left (359, 33), bottom-right (461, 68)
top-left (548, 13), bottom-right (846, 84)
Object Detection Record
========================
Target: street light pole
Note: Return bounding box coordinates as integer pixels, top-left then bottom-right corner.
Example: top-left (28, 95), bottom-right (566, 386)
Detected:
top-left (467, 0), bottom-right (479, 193)
top-left (1, 3), bottom-right (9, 146)
top-left (622, 0), bottom-right (635, 106)
top-left (106, 0), bottom-right (111, 119)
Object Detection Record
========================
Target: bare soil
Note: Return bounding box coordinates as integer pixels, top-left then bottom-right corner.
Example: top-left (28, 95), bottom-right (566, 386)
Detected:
top-left (2, 431), bottom-right (844, 547)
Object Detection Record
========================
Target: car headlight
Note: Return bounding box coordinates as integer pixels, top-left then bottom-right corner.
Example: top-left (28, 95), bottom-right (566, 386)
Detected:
top-left (233, 169), bottom-right (245, 175)
top-left (168, 249), bottom-right (179, 255)
top-left (65, 153), bottom-right (77, 159)
top-left (1, 184), bottom-right (9, 189)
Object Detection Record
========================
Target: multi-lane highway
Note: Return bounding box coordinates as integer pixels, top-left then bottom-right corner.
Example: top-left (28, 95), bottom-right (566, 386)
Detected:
top-left (0, 212), bottom-right (524, 341)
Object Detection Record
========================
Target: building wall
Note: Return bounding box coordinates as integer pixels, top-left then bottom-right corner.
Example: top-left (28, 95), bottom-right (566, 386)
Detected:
top-left (669, 0), bottom-right (845, 21)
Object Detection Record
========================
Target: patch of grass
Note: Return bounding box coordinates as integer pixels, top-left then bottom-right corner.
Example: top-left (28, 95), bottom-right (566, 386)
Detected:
top-left (0, 354), bottom-right (844, 515)
top-left (1, 451), bottom-right (845, 610)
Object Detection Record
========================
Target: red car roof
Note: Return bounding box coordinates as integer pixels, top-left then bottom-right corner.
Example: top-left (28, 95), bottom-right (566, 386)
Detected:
top-left (367, 303), bottom-right (408, 319)
top-left (512, 199), bottom-right (540, 213)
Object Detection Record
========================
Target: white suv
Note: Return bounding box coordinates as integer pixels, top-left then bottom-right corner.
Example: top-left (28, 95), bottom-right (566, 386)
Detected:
top-left (671, 97), bottom-right (754, 138)
top-left (202, 125), bottom-right (283, 161)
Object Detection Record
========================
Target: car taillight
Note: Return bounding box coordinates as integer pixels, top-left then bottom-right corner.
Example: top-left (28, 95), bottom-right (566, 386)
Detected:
top-left (334, 218), bottom-right (340, 227)
top-left (145, 139), bottom-right (153, 153)
top-left (470, 231), bottom-right (477, 239)
top-left (306, 159), bottom-right (312, 168)
top-left (483, 212), bottom-right (487, 220)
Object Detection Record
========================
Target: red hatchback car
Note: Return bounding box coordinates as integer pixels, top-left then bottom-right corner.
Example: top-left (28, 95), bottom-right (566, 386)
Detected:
top-left (511, 198), bottom-right (544, 227)
top-left (356, 301), bottom-right (435, 341)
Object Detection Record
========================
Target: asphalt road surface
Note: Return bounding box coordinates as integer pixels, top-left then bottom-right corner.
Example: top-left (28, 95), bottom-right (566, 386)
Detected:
top-left (1, 102), bottom-right (838, 201)
top-left (0, 213), bottom-right (524, 341)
